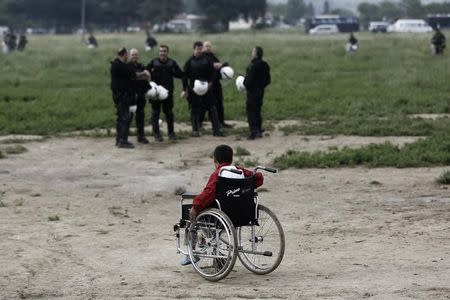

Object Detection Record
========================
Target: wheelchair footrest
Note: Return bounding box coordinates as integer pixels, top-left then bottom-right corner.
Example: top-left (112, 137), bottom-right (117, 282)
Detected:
top-left (238, 247), bottom-right (273, 257)
top-left (263, 251), bottom-right (273, 257)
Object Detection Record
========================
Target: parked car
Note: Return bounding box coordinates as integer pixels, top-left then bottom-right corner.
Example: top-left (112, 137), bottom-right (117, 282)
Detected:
top-left (369, 21), bottom-right (389, 33)
top-left (309, 24), bottom-right (339, 35)
top-left (387, 19), bottom-right (433, 33)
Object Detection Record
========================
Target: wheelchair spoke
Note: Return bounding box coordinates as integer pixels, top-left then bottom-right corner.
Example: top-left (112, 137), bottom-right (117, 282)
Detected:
top-left (187, 208), bottom-right (237, 281)
top-left (237, 205), bottom-right (285, 275)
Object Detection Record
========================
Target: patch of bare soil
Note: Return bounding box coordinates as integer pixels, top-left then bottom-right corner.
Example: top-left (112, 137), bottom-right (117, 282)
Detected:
top-left (0, 126), bottom-right (449, 299)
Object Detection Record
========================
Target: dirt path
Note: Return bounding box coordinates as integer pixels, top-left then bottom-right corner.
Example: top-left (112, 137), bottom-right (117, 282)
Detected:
top-left (0, 127), bottom-right (449, 299)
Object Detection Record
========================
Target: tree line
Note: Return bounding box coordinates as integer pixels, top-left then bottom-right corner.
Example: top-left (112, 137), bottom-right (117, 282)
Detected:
top-left (0, 0), bottom-right (267, 32)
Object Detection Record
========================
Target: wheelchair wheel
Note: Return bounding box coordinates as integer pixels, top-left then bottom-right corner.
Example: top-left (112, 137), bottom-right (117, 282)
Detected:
top-left (188, 208), bottom-right (238, 281)
top-left (237, 205), bottom-right (285, 275)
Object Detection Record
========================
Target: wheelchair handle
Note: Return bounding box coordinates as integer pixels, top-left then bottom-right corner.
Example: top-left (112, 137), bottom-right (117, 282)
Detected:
top-left (254, 166), bottom-right (278, 174)
top-left (219, 168), bottom-right (243, 176)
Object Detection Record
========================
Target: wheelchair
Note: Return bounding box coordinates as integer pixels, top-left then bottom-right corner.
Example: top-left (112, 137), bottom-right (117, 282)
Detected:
top-left (173, 166), bottom-right (285, 281)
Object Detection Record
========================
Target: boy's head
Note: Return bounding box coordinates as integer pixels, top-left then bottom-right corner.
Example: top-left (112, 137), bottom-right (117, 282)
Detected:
top-left (213, 145), bottom-right (233, 164)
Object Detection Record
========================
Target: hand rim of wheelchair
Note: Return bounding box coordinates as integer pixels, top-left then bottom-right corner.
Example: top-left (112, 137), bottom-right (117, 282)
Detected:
top-left (187, 208), bottom-right (238, 282)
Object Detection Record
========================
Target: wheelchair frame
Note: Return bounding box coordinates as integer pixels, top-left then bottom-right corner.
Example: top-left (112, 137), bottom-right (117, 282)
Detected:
top-left (173, 166), bottom-right (285, 281)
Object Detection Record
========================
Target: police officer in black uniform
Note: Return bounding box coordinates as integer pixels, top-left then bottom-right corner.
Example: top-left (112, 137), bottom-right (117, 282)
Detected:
top-left (145, 31), bottom-right (158, 51)
top-left (202, 41), bottom-right (232, 129)
top-left (110, 48), bottom-right (149, 148)
top-left (182, 41), bottom-right (223, 137)
top-left (431, 28), bottom-right (446, 55)
top-left (88, 32), bottom-right (98, 48)
top-left (147, 45), bottom-right (184, 141)
top-left (129, 48), bottom-right (150, 143)
top-left (17, 33), bottom-right (27, 51)
top-left (243, 46), bottom-right (271, 140)
top-left (349, 32), bottom-right (358, 46)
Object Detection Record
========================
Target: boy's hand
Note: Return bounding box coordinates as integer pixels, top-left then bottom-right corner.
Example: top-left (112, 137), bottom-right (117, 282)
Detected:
top-left (189, 207), bottom-right (198, 223)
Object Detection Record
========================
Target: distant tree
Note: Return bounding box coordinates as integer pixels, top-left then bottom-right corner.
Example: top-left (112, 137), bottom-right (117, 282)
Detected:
top-left (3, 0), bottom-right (82, 32)
top-left (330, 8), bottom-right (354, 17)
top-left (378, 1), bottom-right (402, 21)
top-left (424, 2), bottom-right (450, 15)
top-left (400, 0), bottom-right (423, 18)
top-left (285, 0), bottom-right (306, 24)
top-left (358, 2), bottom-right (380, 28)
top-left (138, 0), bottom-right (183, 23)
top-left (323, 0), bottom-right (330, 14)
top-left (183, 0), bottom-right (200, 14)
top-left (242, 0), bottom-right (267, 23)
top-left (305, 2), bottom-right (315, 17)
top-left (267, 3), bottom-right (287, 18)
top-left (197, 0), bottom-right (267, 32)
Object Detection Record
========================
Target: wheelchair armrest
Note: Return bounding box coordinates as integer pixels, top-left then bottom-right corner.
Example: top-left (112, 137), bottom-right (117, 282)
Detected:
top-left (181, 192), bottom-right (198, 199)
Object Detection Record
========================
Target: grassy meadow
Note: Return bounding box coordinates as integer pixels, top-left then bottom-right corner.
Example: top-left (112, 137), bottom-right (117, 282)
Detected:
top-left (0, 30), bottom-right (449, 168)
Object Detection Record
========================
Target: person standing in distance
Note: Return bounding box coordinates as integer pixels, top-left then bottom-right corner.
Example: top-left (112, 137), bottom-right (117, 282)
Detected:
top-left (129, 48), bottom-right (150, 144)
top-left (182, 41), bottom-right (223, 137)
top-left (147, 45), bottom-right (184, 141)
top-left (110, 48), bottom-right (149, 148)
top-left (243, 46), bottom-right (271, 140)
top-left (202, 41), bottom-right (232, 129)
top-left (431, 28), bottom-right (446, 55)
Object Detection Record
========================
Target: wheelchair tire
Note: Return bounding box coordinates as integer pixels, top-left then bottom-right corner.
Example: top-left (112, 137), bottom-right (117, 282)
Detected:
top-left (188, 208), bottom-right (238, 281)
top-left (237, 205), bottom-right (285, 275)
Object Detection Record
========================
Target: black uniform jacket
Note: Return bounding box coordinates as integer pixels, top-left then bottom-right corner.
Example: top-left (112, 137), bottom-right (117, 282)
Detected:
top-left (182, 54), bottom-right (216, 91)
top-left (129, 61), bottom-right (149, 93)
top-left (147, 58), bottom-right (184, 92)
top-left (204, 52), bottom-right (226, 87)
top-left (244, 58), bottom-right (271, 91)
top-left (110, 58), bottom-right (136, 93)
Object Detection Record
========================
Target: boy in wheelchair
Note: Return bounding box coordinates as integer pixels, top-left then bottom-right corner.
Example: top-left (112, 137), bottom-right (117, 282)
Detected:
top-left (181, 144), bottom-right (264, 265)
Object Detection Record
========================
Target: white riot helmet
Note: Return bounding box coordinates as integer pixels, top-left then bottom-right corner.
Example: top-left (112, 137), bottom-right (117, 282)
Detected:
top-left (146, 81), bottom-right (158, 100)
top-left (156, 85), bottom-right (169, 100)
top-left (193, 80), bottom-right (208, 96)
top-left (235, 75), bottom-right (246, 92)
top-left (220, 66), bottom-right (234, 80)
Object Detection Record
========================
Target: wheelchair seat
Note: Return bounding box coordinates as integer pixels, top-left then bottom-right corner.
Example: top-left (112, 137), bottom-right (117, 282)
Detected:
top-left (215, 175), bottom-right (258, 227)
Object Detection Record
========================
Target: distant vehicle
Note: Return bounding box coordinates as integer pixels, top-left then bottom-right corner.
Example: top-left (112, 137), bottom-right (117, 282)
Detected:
top-left (427, 14), bottom-right (450, 30)
top-left (305, 15), bottom-right (359, 33)
top-left (309, 24), bottom-right (339, 35)
top-left (369, 21), bottom-right (389, 33)
top-left (26, 28), bottom-right (52, 35)
top-left (126, 26), bottom-right (141, 32)
top-left (388, 19), bottom-right (433, 33)
top-left (0, 26), bottom-right (9, 35)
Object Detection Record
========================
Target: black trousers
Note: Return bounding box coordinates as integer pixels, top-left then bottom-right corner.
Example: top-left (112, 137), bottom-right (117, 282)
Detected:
top-left (151, 94), bottom-right (174, 136)
top-left (189, 90), bottom-right (220, 134)
top-left (246, 89), bottom-right (264, 136)
top-left (201, 84), bottom-right (224, 125)
top-left (113, 91), bottom-right (133, 143)
top-left (135, 92), bottom-right (146, 137)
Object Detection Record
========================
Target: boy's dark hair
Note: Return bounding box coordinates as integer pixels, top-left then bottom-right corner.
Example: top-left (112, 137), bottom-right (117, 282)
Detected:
top-left (254, 46), bottom-right (263, 59)
top-left (160, 44), bottom-right (169, 51)
top-left (214, 145), bottom-right (233, 164)
top-left (193, 41), bottom-right (203, 49)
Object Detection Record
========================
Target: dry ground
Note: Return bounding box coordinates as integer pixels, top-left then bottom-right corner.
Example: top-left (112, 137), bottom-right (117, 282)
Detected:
top-left (0, 124), bottom-right (449, 300)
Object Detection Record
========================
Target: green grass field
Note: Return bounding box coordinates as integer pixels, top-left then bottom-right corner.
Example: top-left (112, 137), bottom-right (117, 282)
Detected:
top-left (0, 30), bottom-right (449, 168)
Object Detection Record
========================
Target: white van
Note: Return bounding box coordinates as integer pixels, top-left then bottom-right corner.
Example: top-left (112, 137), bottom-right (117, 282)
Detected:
top-left (309, 24), bottom-right (339, 35)
top-left (387, 19), bottom-right (433, 33)
top-left (0, 26), bottom-right (9, 35)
